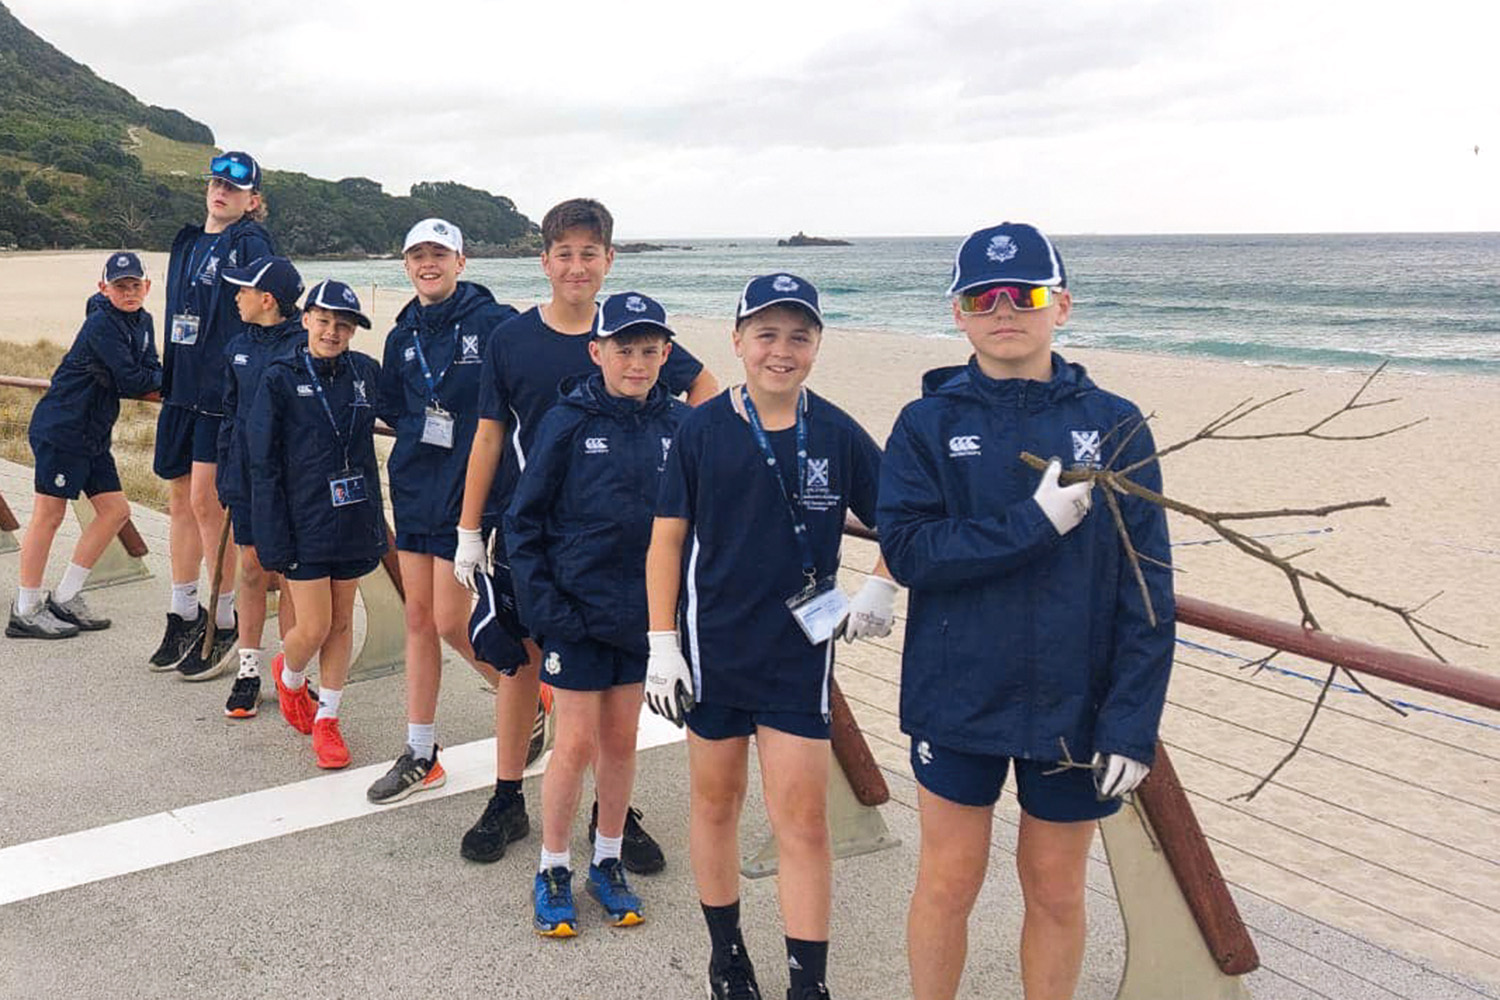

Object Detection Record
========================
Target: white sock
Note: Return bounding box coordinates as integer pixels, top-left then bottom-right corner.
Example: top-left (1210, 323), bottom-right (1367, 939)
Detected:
top-left (281, 663), bottom-right (307, 691)
top-left (238, 648), bottom-right (261, 679)
top-left (407, 723), bottom-right (436, 762)
top-left (540, 847), bottom-right (571, 874)
top-left (592, 832), bottom-right (623, 868)
top-left (215, 591), bottom-right (236, 629)
top-left (16, 586), bottom-right (42, 615)
top-left (171, 582), bottom-right (198, 619)
top-left (54, 563), bottom-right (90, 604)
top-left (315, 687), bottom-right (343, 721)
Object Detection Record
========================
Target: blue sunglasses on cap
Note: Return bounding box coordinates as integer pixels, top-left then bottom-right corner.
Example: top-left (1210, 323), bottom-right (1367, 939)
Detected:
top-left (209, 156), bottom-right (254, 183)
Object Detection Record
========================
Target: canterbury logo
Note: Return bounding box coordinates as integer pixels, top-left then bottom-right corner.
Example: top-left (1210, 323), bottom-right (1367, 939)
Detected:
top-left (584, 437), bottom-right (609, 454)
top-left (948, 435), bottom-right (981, 457)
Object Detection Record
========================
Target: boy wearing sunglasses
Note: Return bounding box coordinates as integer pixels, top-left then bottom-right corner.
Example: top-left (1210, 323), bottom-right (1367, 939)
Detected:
top-left (149, 151), bottom-right (274, 677)
top-left (878, 223), bottom-right (1174, 1000)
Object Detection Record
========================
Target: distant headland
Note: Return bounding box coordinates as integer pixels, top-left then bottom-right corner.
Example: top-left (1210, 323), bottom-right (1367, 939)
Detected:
top-left (777, 231), bottom-right (851, 247)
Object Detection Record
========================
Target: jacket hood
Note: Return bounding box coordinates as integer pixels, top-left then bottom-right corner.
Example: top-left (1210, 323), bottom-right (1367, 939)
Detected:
top-left (86, 291), bottom-right (112, 318)
top-left (255, 311), bottom-right (304, 343)
top-left (920, 352), bottom-right (1094, 408)
top-left (557, 371), bottom-right (671, 417)
top-left (394, 280), bottom-right (498, 330)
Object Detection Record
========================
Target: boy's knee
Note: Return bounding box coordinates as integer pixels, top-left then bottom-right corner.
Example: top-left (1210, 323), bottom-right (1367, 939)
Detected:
top-left (404, 603), bottom-right (437, 636)
top-left (30, 502), bottom-right (66, 529)
top-left (1018, 859), bottom-right (1086, 920)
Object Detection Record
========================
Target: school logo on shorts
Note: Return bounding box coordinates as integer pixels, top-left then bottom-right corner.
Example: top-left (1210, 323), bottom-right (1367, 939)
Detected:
top-left (948, 435), bottom-right (981, 457)
top-left (625, 295), bottom-right (648, 313)
top-left (544, 651), bottom-right (562, 676)
top-left (1071, 429), bottom-right (1102, 465)
top-left (232, 353), bottom-right (249, 366)
top-left (353, 380), bottom-right (368, 405)
top-left (916, 740), bottom-right (933, 766)
top-left (296, 384), bottom-right (314, 397)
top-left (585, 437), bottom-right (609, 454)
top-left (986, 235), bottom-right (1017, 263)
top-left (459, 334), bottom-right (480, 363)
top-left (772, 275), bottom-right (799, 292)
top-left (54, 473), bottom-right (66, 489)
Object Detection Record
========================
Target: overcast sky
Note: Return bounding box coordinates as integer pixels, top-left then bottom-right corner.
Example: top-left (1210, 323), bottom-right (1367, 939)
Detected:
top-left (12, 0), bottom-right (1499, 236)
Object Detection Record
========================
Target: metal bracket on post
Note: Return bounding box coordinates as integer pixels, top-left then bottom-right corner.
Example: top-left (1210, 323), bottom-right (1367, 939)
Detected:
top-left (73, 502), bottom-right (152, 591)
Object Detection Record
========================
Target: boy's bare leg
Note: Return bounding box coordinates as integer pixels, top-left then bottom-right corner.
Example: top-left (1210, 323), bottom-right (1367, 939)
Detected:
top-left (541, 688), bottom-right (602, 853)
top-left (166, 476), bottom-right (201, 585)
top-left (496, 643), bottom-right (543, 780)
top-left (688, 732), bottom-right (750, 906)
top-left (275, 575), bottom-right (296, 640)
top-left (282, 577), bottom-right (332, 672)
top-left (18, 495), bottom-right (67, 589)
top-left (315, 579), bottom-right (359, 692)
top-left (755, 727), bottom-right (832, 940)
top-left (1016, 813), bottom-right (1095, 1000)
top-left (592, 683), bottom-right (643, 841)
top-left (907, 786), bottom-right (993, 1000)
top-left (72, 491), bottom-right (130, 568)
top-left (189, 462), bottom-right (236, 596)
top-left (398, 551), bottom-right (441, 725)
top-left (236, 545), bottom-right (269, 649)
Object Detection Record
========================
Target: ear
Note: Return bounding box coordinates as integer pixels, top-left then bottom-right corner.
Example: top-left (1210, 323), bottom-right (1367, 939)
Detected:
top-left (731, 325), bottom-right (744, 357)
top-left (98, 280), bottom-right (109, 295)
top-left (660, 340), bottom-right (673, 361)
top-left (1052, 289), bottom-right (1072, 329)
top-left (454, 253), bottom-right (467, 276)
top-left (951, 299), bottom-right (965, 330)
top-left (602, 246), bottom-right (616, 274)
top-left (588, 339), bottom-right (603, 366)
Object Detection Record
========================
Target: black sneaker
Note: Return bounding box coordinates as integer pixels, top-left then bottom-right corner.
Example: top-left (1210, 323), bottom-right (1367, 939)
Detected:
top-left (148, 607), bottom-right (205, 671)
top-left (787, 986), bottom-right (831, 1000)
top-left (590, 802), bottom-right (666, 875)
top-left (177, 617), bottom-right (238, 682)
top-left (224, 675), bottom-right (261, 718)
top-left (459, 786), bottom-right (530, 862)
top-left (525, 696), bottom-right (549, 766)
top-left (709, 944), bottom-right (761, 1000)
top-left (367, 745), bottom-right (446, 804)
top-left (6, 598), bottom-right (80, 640)
top-left (46, 593), bottom-right (110, 631)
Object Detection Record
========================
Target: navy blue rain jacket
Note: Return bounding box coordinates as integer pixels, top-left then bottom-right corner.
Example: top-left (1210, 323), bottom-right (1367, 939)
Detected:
top-left (504, 373), bottom-right (687, 655)
top-left (376, 282), bottom-right (518, 536)
top-left (248, 346), bottom-right (387, 572)
top-left (216, 313), bottom-right (303, 512)
top-left (29, 293), bottom-right (161, 456)
top-left (877, 354), bottom-right (1174, 766)
top-left (161, 218), bottom-right (274, 414)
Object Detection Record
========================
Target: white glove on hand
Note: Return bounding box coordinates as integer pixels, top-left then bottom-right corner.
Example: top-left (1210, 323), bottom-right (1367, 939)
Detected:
top-left (1033, 459), bottom-right (1092, 537)
top-left (1092, 752), bottom-right (1150, 799)
top-left (453, 526), bottom-right (491, 594)
top-left (844, 576), bottom-right (898, 643)
top-left (645, 630), bottom-right (695, 727)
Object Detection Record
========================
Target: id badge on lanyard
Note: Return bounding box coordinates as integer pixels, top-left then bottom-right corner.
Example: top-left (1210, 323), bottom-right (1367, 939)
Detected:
top-left (170, 313), bottom-right (200, 345)
top-left (786, 576), bottom-right (849, 645)
top-left (329, 469), bottom-right (368, 507)
top-left (422, 405), bottom-right (455, 449)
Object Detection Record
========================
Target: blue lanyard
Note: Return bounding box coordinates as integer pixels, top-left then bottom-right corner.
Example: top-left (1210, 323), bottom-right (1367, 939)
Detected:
top-left (740, 386), bottom-right (817, 584)
top-left (410, 322), bottom-right (458, 407)
top-left (302, 352), bottom-right (357, 470)
top-left (180, 231), bottom-right (227, 312)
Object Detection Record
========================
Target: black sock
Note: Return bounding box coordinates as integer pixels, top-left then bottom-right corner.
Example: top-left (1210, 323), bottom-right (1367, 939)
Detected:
top-left (494, 778), bottom-right (521, 801)
top-left (702, 900), bottom-right (745, 963)
top-left (786, 937), bottom-right (828, 995)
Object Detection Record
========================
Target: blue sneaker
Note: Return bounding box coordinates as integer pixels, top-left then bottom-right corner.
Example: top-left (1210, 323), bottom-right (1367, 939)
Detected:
top-left (586, 858), bottom-right (645, 927)
top-left (533, 867), bottom-right (577, 938)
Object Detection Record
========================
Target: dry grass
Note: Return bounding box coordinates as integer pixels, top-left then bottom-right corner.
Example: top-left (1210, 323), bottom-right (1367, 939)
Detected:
top-left (0, 339), bottom-right (170, 511)
top-left (126, 127), bottom-right (217, 177)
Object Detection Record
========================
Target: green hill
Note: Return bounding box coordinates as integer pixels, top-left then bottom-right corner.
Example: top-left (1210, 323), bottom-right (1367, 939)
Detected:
top-left (0, 2), bottom-right (537, 255)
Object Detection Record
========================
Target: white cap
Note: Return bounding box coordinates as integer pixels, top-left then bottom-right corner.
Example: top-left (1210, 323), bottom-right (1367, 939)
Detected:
top-left (402, 218), bottom-right (463, 255)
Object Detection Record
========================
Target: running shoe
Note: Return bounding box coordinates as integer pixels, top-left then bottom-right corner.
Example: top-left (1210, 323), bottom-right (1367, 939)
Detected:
top-left (460, 787), bottom-right (530, 862)
top-left (585, 858), bottom-right (644, 927)
top-left (533, 866), bottom-right (578, 938)
top-left (366, 745), bottom-right (445, 804)
top-left (590, 803), bottom-right (666, 875)
top-left (6, 598), bottom-right (79, 640)
top-left (272, 653), bottom-right (319, 734)
top-left (177, 616), bottom-right (238, 682)
top-left (148, 607), bottom-right (205, 670)
top-left (313, 717), bottom-right (351, 769)
top-left (46, 593), bottom-right (110, 631)
top-left (709, 943), bottom-right (761, 1000)
top-left (787, 986), bottom-right (832, 1000)
top-left (224, 674), bottom-right (261, 718)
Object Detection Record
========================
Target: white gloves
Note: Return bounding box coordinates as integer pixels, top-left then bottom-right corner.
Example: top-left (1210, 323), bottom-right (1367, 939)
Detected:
top-left (1092, 752), bottom-right (1150, 799)
top-left (645, 630), bottom-right (695, 726)
top-left (453, 526), bottom-right (491, 593)
top-left (844, 576), bottom-right (898, 643)
top-left (1033, 459), bottom-right (1092, 537)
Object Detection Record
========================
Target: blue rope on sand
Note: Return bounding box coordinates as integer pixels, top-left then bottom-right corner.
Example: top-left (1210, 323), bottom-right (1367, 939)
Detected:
top-left (1174, 527), bottom-right (1335, 547)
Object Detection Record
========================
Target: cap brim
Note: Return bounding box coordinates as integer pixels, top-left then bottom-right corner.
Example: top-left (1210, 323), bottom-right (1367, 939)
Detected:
top-left (597, 320), bottom-right (675, 338)
top-left (203, 171), bottom-right (256, 190)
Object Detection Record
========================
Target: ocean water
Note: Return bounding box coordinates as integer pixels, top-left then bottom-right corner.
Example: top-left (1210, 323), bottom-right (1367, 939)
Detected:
top-left (301, 232), bottom-right (1500, 376)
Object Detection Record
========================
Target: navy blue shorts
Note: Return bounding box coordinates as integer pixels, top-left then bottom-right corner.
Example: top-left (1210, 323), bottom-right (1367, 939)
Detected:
top-left (909, 737), bottom-right (1120, 823)
top-left (394, 530), bottom-right (458, 562)
top-left (687, 702), bottom-right (830, 741)
top-left (30, 440), bottom-right (121, 499)
top-left (470, 563), bottom-right (528, 674)
top-left (283, 557), bottom-right (381, 582)
top-left (153, 405), bottom-right (221, 480)
top-left (539, 634), bottom-right (645, 692)
top-left (231, 509), bottom-right (254, 548)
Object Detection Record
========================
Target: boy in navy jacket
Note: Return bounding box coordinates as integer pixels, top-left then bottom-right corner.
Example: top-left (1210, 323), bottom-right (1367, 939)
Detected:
top-left (149, 152), bottom-right (274, 674)
top-left (504, 291), bottom-right (688, 937)
top-left (877, 223), bottom-right (1174, 1000)
top-left (9, 253), bottom-right (161, 640)
top-left (249, 281), bottom-right (386, 770)
top-left (645, 275), bottom-right (898, 1000)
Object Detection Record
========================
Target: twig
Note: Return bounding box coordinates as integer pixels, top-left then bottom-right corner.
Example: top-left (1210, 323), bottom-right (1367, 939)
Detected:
top-left (1231, 665), bottom-right (1338, 802)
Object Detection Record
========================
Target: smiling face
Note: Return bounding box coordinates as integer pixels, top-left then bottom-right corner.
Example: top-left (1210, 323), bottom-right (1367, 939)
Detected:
top-left (205, 177), bottom-right (258, 229)
top-left (953, 286), bottom-right (1071, 381)
top-left (541, 227), bottom-right (613, 308)
top-left (99, 276), bottom-right (149, 312)
top-left (733, 304), bottom-right (822, 400)
top-left (304, 306), bottom-right (358, 359)
top-left (588, 331), bottom-right (672, 401)
top-left (403, 242), bottom-right (466, 305)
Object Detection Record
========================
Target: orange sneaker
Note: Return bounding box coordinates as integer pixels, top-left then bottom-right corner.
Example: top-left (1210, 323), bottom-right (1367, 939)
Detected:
top-left (272, 652), bottom-right (318, 734)
top-left (313, 717), bottom-right (351, 769)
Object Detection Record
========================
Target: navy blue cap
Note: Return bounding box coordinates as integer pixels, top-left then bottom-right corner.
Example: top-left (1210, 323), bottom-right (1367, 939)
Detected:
top-left (593, 291), bottom-right (674, 339)
top-left (102, 252), bottom-right (145, 283)
top-left (304, 279), bottom-right (372, 328)
top-left (204, 151), bottom-right (261, 191)
top-left (222, 255), bottom-right (303, 305)
top-left (947, 222), bottom-right (1067, 295)
top-left (735, 273), bottom-right (823, 326)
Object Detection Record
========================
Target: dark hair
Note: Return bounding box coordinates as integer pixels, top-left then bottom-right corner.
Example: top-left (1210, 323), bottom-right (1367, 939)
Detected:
top-left (542, 198), bottom-right (613, 250)
top-left (273, 298), bottom-right (299, 322)
top-left (734, 302), bottom-right (823, 332)
top-left (598, 326), bottom-right (671, 348)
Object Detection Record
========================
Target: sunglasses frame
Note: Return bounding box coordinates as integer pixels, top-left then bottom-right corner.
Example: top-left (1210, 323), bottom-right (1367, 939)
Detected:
top-left (209, 157), bottom-right (254, 182)
top-left (955, 283), bottom-right (1059, 315)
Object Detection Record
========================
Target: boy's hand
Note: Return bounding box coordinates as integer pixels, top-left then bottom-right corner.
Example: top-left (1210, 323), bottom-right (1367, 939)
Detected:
top-left (453, 527), bottom-right (490, 593)
top-left (1033, 458), bottom-right (1092, 536)
top-left (1091, 752), bottom-right (1149, 799)
top-left (844, 576), bottom-right (897, 642)
top-left (645, 630), bottom-right (695, 726)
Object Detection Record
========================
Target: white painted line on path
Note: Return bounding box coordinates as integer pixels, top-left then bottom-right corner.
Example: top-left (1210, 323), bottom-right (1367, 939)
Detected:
top-left (0, 707), bottom-right (686, 907)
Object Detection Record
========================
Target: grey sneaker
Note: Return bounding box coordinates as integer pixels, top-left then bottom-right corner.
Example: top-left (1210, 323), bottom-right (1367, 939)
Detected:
top-left (6, 597), bottom-right (80, 640)
top-left (46, 593), bottom-right (110, 631)
top-left (367, 745), bottom-right (446, 804)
